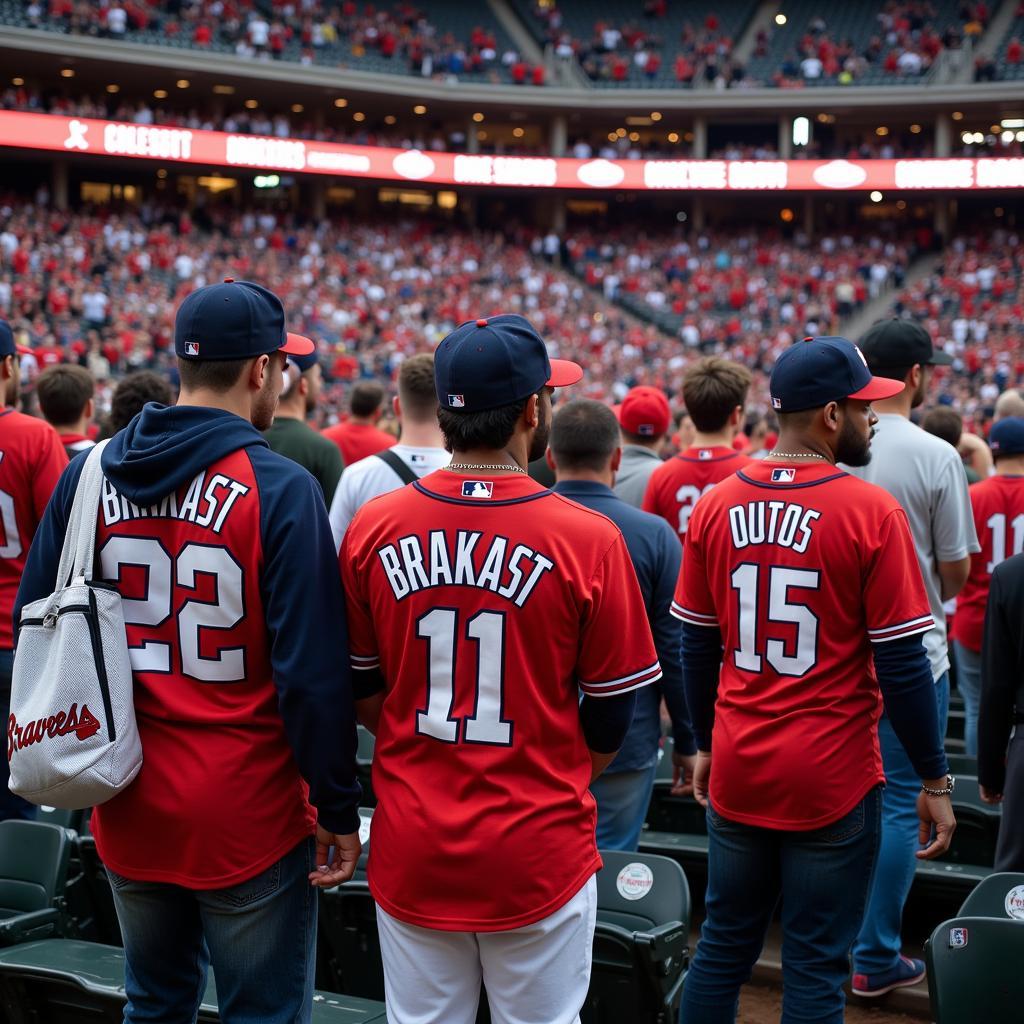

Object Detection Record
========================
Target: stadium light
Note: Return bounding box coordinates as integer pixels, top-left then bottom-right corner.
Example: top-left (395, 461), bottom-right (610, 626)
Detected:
top-left (106, 85), bottom-right (119, 94)
top-left (650, 112), bottom-right (662, 122)
top-left (176, 79), bottom-right (190, 89)
top-left (1002, 130), bottom-right (1015, 144)
top-left (384, 115), bottom-right (397, 125)
top-left (792, 117), bottom-right (810, 147)
top-left (291, 104), bottom-right (303, 114)
top-left (334, 98), bottom-right (348, 108)
top-left (353, 112), bottom-right (366, 122)
top-left (775, 13), bottom-right (787, 25)
top-left (254, 174), bottom-right (281, 189)
top-left (1002, 118), bottom-right (1024, 128)
top-left (60, 68), bottom-right (75, 78)
top-left (11, 77), bottom-right (23, 86)
top-left (153, 89), bottom-right (167, 99)
top-left (513, 127), bottom-right (525, 138)
top-left (667, 132), bottom-right (680, 143)
top-left (1017, 131), bottom-right (1024, 142)
top-left (910, 124), bottom-right (922, 134)
top-left (244, 99), bottom-right (258, 109)
top-left (869, 191), bottom-right (883, 203)
top-left (413, 105), bottom-right (427, 115)
top-left (472, 112), bottom-right (485, 123)
top-left (213, 84), bottom-right (236, 95)
top-left (951, 111), bottom-right (964, 121)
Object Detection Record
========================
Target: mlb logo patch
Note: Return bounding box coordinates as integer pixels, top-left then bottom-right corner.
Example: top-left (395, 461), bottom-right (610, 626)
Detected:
top-left (410, 454), bottom-right (425, 463)
top-left (771, 468), bottom-right (796, 483)
top-left (698, 449), bottom-right (712, 460)
top-left (462, 481), bottom-right (493, 499)
top-left (448, 394), bottom-right (465, 408)
top-left (949, 927), bottom-right (969, 948)
top-left (185, 341), bottom-right (200, 356)
top-left (771, 397), bottom-right (782, 409)
top-left (637, 423), bottom-right (655, 437)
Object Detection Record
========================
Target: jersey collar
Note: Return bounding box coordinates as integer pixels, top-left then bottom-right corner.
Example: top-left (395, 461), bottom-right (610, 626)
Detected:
top-left (737, 460), bottom-right (848, 490)
top-left (678, 445), bottom-right (741, 463)
top-left (414, 469), bottom-right (551, 507)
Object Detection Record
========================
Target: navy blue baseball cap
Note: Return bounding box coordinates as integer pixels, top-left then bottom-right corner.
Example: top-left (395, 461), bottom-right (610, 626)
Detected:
top-left (770, 336), bottom-right (905, 413)
top-left (434, 314), bottom-right (583, 413)
top-left (0, 319), bottom-right (31, 358)
top-left (286, 339), bottom-right (319, 374)
top-left (174, 279), bottom-right (314, 361)
top-left (990, 417), bottom-right (1024, 456)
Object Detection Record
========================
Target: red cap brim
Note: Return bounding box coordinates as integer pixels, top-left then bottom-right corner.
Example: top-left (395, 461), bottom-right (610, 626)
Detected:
top-left (281, 332), bottom-right (315, 356)
top-left (546, 358), bottom-right (583, 388)
top-left (848, 375), bottom-right (905, 403)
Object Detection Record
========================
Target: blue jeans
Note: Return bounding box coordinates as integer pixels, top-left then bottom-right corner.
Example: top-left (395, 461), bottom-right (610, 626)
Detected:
top-left (0, 649), bottom-right (36, 822)
top-left (681, 786), bottom-right (882, 1024)
top-left (952, 642), bottom-right (980, 758)
top-left (591, 761), bottom-right (658, 851)
top-left (107, 836), bottom-right (317, 1024)
top-left (853, 672), bottom-right (949, 975)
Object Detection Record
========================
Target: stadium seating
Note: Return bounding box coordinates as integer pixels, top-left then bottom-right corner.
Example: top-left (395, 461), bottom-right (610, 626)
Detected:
top-left (0, 939), bottom-right (388, 1023)
top-left (958, 872), bottom-right (1024, 918)
top-left (925, 916), bottom-right (1024, 1023)
top-left (585, 850), bottom-right (689, 1024)
top-left (75, 822), bottom-right (123, 948)
top-left (0, 821), bottom-right (73, 947)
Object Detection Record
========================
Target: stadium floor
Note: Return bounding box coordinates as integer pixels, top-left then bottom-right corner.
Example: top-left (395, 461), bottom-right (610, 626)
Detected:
top-left (739, 985), bottom-right (923, 1022)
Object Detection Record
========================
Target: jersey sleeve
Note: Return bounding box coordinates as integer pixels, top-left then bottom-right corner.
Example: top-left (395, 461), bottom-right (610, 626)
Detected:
top-left (576, 533), bottom-right (662, 698)
top-left (931, 453), bottom-right (981, 561)
top-left (670, 511), bottom-right (718, 628)
top-left (31, 425), bottom-right (69, 522)
top-left (864, 508), bottom-right (935, 644)
top-left (338, 516), bottom-right (380, 676)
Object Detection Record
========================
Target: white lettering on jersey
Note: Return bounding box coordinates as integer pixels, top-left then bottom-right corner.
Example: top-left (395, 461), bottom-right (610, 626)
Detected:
top-left (100, 473), bottom-right (249, 535)
top-left (377, 531), bottom-right (555, 605)
top-left (728, 502), bottom-right (821, 555)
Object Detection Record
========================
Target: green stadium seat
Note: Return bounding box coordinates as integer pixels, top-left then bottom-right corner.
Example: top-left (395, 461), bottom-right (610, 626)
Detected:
top-left (584, 850), bottom-right (689, 1024)
top-left (75, 824), bottom-right (122, 947)
top-left (34, 807), bottom-right (85, 833)
top-left (958, 872), bottom-right (1024, 919)
top-left (0, 940), bottom-right (388, 1022)
top-left (926, 917), bottom-right (1024, 1023)
top-left (0, 821), bottom-right (73, 946)
top-left (945, 785), bottom-right (1001, 867)
top-left (947, 753), bottom-right (978, 777)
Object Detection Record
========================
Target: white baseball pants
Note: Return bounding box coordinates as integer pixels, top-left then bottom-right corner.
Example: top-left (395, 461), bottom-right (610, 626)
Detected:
top-left (375, 875), bottom-right (597, 1024)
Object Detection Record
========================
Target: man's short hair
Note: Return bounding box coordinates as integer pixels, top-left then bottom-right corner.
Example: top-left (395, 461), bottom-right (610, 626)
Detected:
top-left (683, 357), bottom-right (752, 432)
top-left (177, 357), bottom-right (250, 395)
top-left (550, 400), bottom-right (620, 473)
top-left (109, 371), bottom-right (174, 432)
top-left (397, 354), bottom-right (437, 423)
top-left (36, 365), bottom-right (94, 427)
top-left (350, 381), bottom-right (385, 418)
top-left (995, 388), bottom-right (1024, 421)
top-left (921, 407), bottom-right (963, 448)
top-left (438, 397), bottom-right (528, 453)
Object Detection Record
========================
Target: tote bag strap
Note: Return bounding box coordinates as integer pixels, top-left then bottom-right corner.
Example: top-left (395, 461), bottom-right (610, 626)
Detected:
top-left (55, 439), bottom-right (111, 588)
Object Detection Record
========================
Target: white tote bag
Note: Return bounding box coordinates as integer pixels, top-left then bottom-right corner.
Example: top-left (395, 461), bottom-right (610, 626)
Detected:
top-left (8, 441), bottom-right (142, 809)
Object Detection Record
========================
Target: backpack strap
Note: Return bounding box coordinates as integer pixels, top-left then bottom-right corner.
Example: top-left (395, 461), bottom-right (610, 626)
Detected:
top-left (375, 448), bottom-right (418, 486)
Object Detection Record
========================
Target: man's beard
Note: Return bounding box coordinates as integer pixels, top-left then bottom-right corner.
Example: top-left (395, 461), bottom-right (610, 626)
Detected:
top-left (252, 377), bottom-right (279, 431)
top-left (528, 398), bottom-right (549, 462)
top-left (836, 416), bottom-right (872, 467)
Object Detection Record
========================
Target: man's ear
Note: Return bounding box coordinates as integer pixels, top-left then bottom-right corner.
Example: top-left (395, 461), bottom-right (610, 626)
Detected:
top-left (393, 395), bottom-right (401, 419)
top-left (823, 401), bottom-right (841, 433)
top-left (86, 397), bottom-right (95, 421)
top-left (611, 446), bottom-right (623, 472)
top-left (524, 393), bottom-right (540, 430)
top-left (250, 354), bottom-right (270, 391)
top-left (545, 448), bottom-right (556, 471)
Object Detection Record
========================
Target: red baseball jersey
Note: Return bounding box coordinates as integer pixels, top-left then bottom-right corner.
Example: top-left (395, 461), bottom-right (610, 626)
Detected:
top-left (643, 446), bottom-right (752, 541)
top-left (950, 474), bottom-right (1024, 653)
top-left (673, 460), bottom-right (933, 830)
top-left (90, 447), bottom-right (315, 887)
top-left (341, 470), bottom-right (661, 931)
top-left (322, 422), bottom-right (396, 467)
top-left (0, 409), bottom-right (66, 649)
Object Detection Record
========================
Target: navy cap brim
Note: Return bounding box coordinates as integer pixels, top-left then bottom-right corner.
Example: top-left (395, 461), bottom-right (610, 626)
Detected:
top-left (928, 350), bottom-right (955, 366)
top-left (547, 358), bottom-right (583, 388)
top-left (281, 333), bottom-right (315, 357)
top-left (847, 375), bottom-right (905, 403)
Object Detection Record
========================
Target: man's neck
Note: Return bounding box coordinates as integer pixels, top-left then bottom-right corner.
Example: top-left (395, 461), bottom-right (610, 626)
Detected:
top-left (624, 439), bottom-right (660, 452)
top-left (177, 390), bottom-right (250, 420)
top-left (555, 469), bottom-right (614, 488)
top-left (996, 457), bottom-right (1024, 476)
top-left (348, 415), bottom-right (377, 427)
top-left (691, 429), bottom-right (734, 449)
top-left (766, 432), bottom-right (836, 464)
top-left (451, 440), bottom-right (530, 471)
top-left (871, 395), bottom-right (913, 419)
top-left (55, 419), bottom-right (90, 438)
top-left (273, 398), bottom-right (306, 422)
top-left (396, 422), bottom-right (445, 449)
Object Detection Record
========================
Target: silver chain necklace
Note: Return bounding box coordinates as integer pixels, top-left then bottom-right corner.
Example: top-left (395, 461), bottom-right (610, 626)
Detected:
top-left (769, 451), bottom-right (830, 461)
top-left (447, 462), bottom-right (527, 474)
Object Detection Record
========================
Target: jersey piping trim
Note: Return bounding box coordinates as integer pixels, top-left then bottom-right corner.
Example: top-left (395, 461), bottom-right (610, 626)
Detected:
top-left (675, 450), bottom-right (741, 464)
top-left (670, 602), bottom-right (719, 627)
top-left (579, 660), bottom-right (662, 695)
top-left (735, 469), bottom-right (848, 490)
top-left (583, 670), bottom-right (663, 697)
top-left (411, 481), bottom-right (552, 507)
top-left (868, 615), bottom-right (935, 643)
top-left (350, 653), bottom-right (380, 670)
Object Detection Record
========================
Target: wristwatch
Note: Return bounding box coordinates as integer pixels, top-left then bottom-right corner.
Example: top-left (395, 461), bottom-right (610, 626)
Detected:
top-left (921, 774), bottom-right (956, 797)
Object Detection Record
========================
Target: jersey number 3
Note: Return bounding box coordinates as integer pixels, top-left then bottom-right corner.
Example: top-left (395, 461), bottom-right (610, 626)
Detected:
top-left (415, 608), bottom-right (512, 746)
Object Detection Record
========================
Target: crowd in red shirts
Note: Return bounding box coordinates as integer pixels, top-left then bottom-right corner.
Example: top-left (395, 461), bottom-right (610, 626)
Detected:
top-left (0, 196), bottom-right (1019, 428)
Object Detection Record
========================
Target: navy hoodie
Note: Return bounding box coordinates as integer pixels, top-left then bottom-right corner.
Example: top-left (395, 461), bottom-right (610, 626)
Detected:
top-left (16, 403), bottom-right (361, 840)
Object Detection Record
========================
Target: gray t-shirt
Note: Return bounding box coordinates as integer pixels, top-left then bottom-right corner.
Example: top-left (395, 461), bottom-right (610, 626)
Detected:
top-left (614, 445), bottom-right (663, 508)
top-left (843, 413), bottom-right (980, 680)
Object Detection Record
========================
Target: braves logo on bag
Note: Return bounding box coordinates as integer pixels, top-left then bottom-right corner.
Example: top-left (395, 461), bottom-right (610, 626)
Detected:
top-left (7, 703), bottom-right (102, 760)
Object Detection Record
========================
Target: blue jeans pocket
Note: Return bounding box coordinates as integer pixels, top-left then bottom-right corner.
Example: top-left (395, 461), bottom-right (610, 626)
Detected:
top-left (209, 858), bottom-right (283, 908)
top-left (706, 804), bottom-right (733, 832)
top-left (813, 798), bottom-right (867, 845)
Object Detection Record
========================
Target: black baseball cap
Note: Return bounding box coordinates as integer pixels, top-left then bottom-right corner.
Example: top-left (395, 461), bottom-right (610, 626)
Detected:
top-left (859, 318), bottom-right (954, 368)
top-left (174, 279), bottom-right (314, 361)
top-left (0, 319), bottom-right (31, 358)
top-left (770, 336), bottom-right (905, 413)
top-left (434, 314), bottom-right (583, 413)
top-left (990, 417), bottom-right (1024, 456)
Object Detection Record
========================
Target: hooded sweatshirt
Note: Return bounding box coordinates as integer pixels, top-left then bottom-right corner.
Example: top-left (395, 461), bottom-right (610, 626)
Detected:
top-left (16, 403), bottom-right (360, 888)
